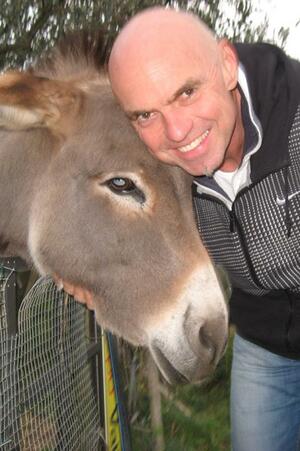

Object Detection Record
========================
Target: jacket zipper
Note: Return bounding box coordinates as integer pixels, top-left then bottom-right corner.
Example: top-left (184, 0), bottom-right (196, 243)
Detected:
top-left (194, 192), bottom-right (265, 290)
top-left (229, 210), bottom-right (236, 233)
top-left (229, 204), bottom-right (264, 289)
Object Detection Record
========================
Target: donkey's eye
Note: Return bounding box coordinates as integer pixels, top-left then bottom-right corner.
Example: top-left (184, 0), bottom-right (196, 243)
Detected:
top-left (106, 177), bottom-right (146, 203)
top-left (107, 177), bottom-right (135, 193)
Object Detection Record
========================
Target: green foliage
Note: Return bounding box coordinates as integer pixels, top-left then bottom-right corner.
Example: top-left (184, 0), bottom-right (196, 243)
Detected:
top-left (0, 0), bottom-right (288, 70)
top-left (0, 0), bottom-right (152, 68)
top-left (129, 333), bottom-right (234, 450)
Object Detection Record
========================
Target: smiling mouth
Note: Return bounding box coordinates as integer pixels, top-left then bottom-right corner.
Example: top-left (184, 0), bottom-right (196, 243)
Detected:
top-left (178, 130), bottom-right (209, 153)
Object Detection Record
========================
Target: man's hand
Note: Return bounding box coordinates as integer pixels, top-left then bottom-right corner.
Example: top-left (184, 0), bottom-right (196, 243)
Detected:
top-left (54, 277), bottom-right (95, 310)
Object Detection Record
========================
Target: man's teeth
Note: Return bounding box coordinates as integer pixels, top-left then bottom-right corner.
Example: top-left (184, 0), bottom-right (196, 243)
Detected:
top-left (178, 130), bottom-right (209, 153)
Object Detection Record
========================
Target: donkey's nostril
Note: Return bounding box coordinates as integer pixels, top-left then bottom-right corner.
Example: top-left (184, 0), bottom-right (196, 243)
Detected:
top-left (198, 325), bottom-right (216, 364)
top-left (183, 304), bottom-right (227, 366)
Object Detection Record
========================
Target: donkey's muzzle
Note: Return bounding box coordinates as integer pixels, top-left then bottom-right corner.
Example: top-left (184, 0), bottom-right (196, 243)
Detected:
top-left (183, 308), bottom-right (228, 376)
top-left (148, 263), bottom-right (229, 384)
top-left (150, 304), bottom-right (228, 384)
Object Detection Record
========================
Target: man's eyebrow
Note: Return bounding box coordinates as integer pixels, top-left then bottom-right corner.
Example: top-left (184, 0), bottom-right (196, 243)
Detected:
top-left (168, 78), bottom-right (201, 104)
top-left (124, 78), bottom-right (201, 120)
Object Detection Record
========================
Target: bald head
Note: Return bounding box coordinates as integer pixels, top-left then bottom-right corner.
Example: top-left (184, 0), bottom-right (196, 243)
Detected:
top-left (108, 7), bottom-right (240, 176)
top-left (110, 8), bottom-right (216, 57)
top-left (108, 7), bottom-right (219, 102)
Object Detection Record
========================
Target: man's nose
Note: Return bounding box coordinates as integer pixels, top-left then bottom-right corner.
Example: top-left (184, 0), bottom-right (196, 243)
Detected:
top-left (163, 109), bottom-right (192, 142)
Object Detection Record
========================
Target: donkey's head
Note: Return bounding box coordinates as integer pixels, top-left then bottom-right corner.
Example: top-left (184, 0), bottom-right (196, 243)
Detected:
top-left (0, 33), bottom-right (229, 384)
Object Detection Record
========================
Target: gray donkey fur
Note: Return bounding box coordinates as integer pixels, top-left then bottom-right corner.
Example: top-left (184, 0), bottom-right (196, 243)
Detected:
top-left (0, 32), bottom-right (228, 384)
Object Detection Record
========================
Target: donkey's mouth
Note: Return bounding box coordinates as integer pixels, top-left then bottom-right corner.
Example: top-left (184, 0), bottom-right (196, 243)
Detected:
top-left (150, 344), bottom-right (189, 385)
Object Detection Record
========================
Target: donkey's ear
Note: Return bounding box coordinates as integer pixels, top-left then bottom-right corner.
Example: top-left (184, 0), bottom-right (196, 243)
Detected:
top-left (0, 71), bottom-right (81, 134)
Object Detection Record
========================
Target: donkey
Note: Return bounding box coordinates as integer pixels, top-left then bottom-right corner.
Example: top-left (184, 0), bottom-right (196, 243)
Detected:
top-left (0, 32), bottom-right (228, 384)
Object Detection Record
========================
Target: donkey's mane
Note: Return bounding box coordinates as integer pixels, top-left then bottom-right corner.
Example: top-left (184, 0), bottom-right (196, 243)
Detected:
top-left (34, 30), bottom-right (109, 81)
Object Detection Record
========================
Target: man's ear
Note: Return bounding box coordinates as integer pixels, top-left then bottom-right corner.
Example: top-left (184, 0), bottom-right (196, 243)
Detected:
top-left (218, 39), bottom-right (239, 91)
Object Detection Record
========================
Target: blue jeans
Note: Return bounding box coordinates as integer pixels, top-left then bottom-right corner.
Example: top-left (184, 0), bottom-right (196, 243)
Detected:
top-left (231, 334), bottom-right (300, 451)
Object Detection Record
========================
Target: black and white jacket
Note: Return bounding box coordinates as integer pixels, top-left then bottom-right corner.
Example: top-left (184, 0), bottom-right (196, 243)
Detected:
top-left (193, 43), bottom-right (300, 358)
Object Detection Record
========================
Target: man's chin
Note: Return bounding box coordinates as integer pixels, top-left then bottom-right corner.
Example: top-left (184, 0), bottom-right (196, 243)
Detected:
top-left (180, 162), bottom-right (215, 178)
top-left (165, 153), bottom-right (218, 177)
top-left (204, 167), bottom-right (215, 177)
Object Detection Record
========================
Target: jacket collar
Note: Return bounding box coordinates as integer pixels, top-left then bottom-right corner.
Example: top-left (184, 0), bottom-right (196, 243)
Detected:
top-left (194, 43), bottom-right (300, 197)
top-left (235, 43), bottom-right (300, 182)
top-left (194, 62), bottom-right (261, 205)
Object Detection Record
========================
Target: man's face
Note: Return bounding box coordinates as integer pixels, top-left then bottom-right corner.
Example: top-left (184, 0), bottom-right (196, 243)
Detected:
top-left (110, 38), bottom-right (241, 176)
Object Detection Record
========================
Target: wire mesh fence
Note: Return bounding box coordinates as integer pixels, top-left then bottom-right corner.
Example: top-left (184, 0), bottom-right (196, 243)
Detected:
top-left (0, 259), bottom-right (104, 451)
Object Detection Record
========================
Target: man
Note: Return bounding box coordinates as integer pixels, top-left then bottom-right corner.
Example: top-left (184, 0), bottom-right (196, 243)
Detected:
top-left (107, 7), bottom-right (300, 451)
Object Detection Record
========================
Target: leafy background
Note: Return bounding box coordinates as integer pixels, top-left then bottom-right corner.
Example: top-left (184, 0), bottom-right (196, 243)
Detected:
top-left (0, 1), bottom-right (290, 449)
top-left (0, 0), bottom-right (288, 70)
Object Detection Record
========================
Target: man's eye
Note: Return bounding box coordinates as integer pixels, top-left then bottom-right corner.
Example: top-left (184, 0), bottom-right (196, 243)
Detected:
top-left (182, 88), bottom-right (194, 98)
top-left (138, 112), bottom-right (153, 122)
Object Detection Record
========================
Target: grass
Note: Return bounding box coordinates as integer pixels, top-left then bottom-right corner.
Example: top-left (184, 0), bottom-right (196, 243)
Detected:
top-left (130, 333), bottom-right (233, 451)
